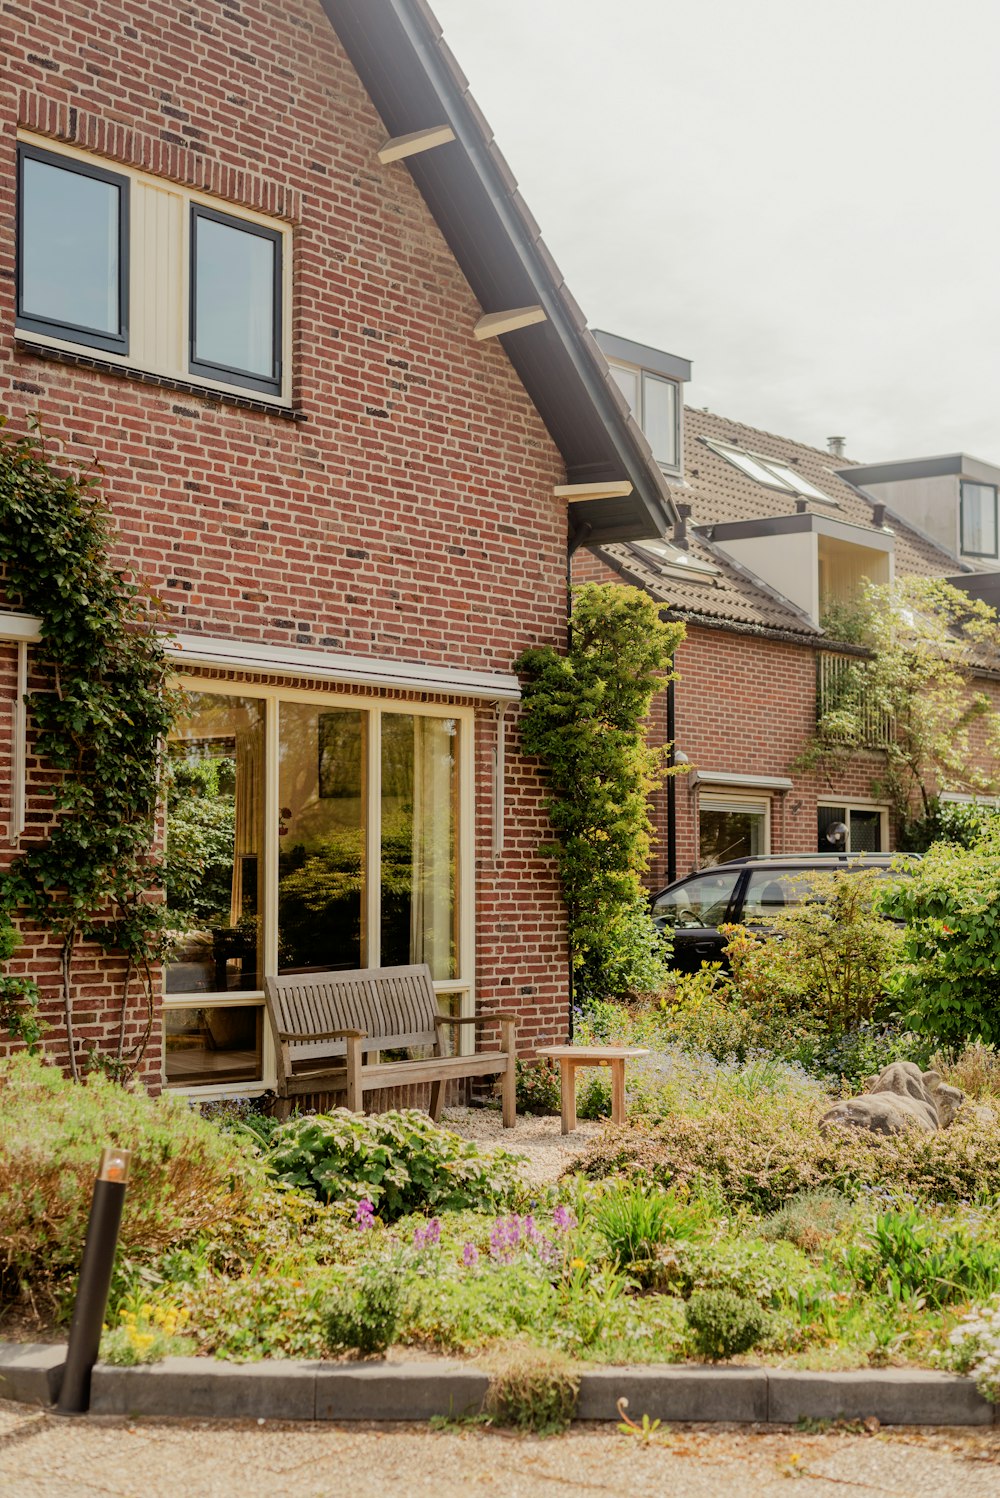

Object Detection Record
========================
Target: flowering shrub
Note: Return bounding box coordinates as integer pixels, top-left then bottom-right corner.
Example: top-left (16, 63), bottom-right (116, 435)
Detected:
top-left (943, 1298), bottom-right (1000, 1402)
top-left (266, 1108), bottom-right (525, 1220)
top-left (515, 1059), bottom-right (561, 1115)
top-left (100, 1302), bottom-right (194, 1365)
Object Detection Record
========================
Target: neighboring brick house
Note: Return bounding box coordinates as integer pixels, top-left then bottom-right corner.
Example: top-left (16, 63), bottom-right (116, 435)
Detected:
top-left (0, 1), bottom-right (674, 1095)
top-left (575, 331), bottom-right (999, 887)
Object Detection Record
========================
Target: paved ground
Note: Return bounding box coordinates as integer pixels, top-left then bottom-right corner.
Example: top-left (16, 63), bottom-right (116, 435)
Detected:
top-left (441, 1107), bottom-right (601, 1187)
top-left (2, 1400), bottom-right (999, 1498)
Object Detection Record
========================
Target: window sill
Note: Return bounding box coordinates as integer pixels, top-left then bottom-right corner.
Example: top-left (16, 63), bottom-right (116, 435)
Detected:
top-left (14, 336), bottom-right (306, 421)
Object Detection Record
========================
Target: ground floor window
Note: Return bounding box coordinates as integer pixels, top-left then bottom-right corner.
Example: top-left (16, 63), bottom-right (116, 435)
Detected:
top-left (162, 682), bottom-right (470, 1092)
top-left (817, 802), bottom-right (888, 853)
top-left (699, 795), bottom-right (769, 866)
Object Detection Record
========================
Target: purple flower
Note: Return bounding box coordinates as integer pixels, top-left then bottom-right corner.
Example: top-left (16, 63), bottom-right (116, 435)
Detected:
top-left (354, 1198), bottom-right (375, 1230)
top-left (462, 1242), bottom-right (479, 1267)
top-left (413, 1218), bottom-right (442, 1251)
top-left (552, 1205), bottom-right (575, 1232)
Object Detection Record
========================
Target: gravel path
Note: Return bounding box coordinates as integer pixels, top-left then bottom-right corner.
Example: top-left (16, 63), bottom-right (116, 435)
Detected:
top-left (2, 1402), bottom-right (999, 1497)
top-left (441, 1107), bottom-right (603, 1187)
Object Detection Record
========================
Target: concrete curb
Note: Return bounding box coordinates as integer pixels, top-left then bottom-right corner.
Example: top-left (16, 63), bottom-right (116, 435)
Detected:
top-left (1, 1344), bottom-right (995, 1426)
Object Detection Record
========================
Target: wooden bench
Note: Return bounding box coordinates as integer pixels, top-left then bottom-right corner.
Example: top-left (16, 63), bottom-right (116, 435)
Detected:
top-left (263, 963), bottom-right (518, 1126)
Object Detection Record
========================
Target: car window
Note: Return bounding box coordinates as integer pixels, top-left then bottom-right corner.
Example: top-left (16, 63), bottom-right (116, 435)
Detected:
top-left (741, 870), bottom-right (817, 922)
top-left (652, 871), bottom-right (741, 930)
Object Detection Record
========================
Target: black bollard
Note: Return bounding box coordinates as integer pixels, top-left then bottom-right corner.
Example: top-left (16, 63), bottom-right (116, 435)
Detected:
top-left (55, 1145), bottom-right (131, 1415)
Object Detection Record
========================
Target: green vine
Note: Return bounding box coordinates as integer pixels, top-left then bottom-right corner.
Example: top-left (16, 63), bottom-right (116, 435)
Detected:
top-left (516, 583), bottom-right (685, 1003)
top-left (0, 417), bottom-right (178, 1079)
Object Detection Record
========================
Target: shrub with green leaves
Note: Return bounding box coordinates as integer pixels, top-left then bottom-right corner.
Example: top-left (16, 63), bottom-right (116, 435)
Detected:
top-left (516, 583), bottom-right (683, 1002)
top-left (0, 1052), bottom-right (259, 1306)
top-left (266, 1109), bottom-right (524, 1219)
top-left (595, 1183), bottom-right (710, 1284)
top-left (515, 1060), bottom-right (561, 1116)
top-left (884, 826), bottom-right (1000, 1047)
top-left (573, 1096), bottom-right (1000, 1212)
top-left (324, 1262), bottom-right (403, 1358)
top-left (761, 1189), bottom-right (855, 1252)
top-left (840, 1209), bottom-right (1000, 1310)
top-left (685, 1290), bottom-right (771, 1361)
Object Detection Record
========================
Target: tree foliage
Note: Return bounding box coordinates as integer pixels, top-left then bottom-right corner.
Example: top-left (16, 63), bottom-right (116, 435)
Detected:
top-left (0, 417), bottom-right (177, 1078)
top-left (883, 821), bottom-right (1000, 1048)
top-left (806, 577), bottom-right (1000, 833)
top-left (516, 583), bottom-right (684, 1002)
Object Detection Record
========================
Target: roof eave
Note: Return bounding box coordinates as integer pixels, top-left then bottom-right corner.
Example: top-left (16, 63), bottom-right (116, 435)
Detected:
top-left (318, 0), bottom-right (674, 543)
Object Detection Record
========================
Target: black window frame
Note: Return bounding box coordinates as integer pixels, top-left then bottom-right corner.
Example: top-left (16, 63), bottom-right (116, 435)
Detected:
top-left (189, 203), bottom-right (283, 396)
top-left (960, 480), bottom-right (999, 560)
top-left (16, 142), bottom-right (130, 356)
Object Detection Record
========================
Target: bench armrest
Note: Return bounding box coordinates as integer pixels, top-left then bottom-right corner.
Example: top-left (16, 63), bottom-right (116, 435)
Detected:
top-left (278, 1027), bottom-right (366, 1043)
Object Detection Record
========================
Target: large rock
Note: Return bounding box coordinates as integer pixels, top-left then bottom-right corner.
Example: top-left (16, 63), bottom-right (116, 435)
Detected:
top-left (821, 1062), bottom-right (963, 1136)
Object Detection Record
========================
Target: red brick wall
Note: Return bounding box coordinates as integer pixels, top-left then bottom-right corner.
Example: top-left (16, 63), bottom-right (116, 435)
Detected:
top-left (0, 0), bottom-right (572, 1083)
top-left (572, 551), bottom-right (899, 888)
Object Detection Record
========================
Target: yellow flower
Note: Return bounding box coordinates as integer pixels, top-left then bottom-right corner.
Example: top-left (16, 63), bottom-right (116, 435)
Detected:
top-left (571, 1257), bottom-right (586, 1270)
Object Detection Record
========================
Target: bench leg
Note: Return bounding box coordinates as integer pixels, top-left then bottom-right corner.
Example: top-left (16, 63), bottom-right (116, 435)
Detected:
top-left (560, 1061), bottom-right (577, 1135)
top-left (611, 1060), bottom-right (626, 1125)
top-left (346, 1035), bottom-right (363, 1114)
top-left (274, 1096), bottom-right (292, 1122)
top-left (501, 1019), bottom-right (517, 1129)
top-left (428, 1079), bottom-right (444, 1122)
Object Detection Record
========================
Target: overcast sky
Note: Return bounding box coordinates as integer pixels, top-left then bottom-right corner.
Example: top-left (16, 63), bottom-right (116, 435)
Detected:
top-left (431, 0), bottom-right (1000, 465)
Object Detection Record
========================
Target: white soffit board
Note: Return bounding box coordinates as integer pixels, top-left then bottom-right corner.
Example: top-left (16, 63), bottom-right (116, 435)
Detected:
top-left (167, 633), bottom-right (522, 702)
top-left (0, 612), bottom-right (42, 642)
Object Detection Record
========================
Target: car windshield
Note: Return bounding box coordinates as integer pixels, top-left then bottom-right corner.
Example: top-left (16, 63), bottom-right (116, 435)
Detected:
top-left (652, 870), bottom-right (740, 930)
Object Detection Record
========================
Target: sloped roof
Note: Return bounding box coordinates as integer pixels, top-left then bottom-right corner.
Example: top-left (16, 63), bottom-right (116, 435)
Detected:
top-left (594, 407), bottom-right (966, 642)
top-left (317, 0), bottom-right (675, 544)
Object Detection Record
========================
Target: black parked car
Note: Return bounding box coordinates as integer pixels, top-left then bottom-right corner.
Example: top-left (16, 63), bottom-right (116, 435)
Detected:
top-left (651, 854), bottom-right (914, 973)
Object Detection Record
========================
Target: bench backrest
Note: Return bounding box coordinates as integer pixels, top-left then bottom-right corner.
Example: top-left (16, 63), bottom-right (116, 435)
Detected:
top-left (264, 963), bottom-right (439, 1062)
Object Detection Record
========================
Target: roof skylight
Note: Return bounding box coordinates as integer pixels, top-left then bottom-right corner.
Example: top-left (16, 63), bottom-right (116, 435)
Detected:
top-left (706, 440), bottom-right (840, 506)
top-left (634, 538), bottom-right (719, 577)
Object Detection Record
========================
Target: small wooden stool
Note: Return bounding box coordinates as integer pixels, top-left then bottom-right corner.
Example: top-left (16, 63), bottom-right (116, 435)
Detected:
top-left (535, 1045), bottom-right (649, 1134)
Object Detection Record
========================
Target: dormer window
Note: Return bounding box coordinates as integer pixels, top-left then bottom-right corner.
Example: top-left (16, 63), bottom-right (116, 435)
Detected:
top-left (960, 481), bottom-right (999, 560)
top-left (610, 363), bottom-right (679, 471)
top-left (706, 439), bottom-right (839, 506)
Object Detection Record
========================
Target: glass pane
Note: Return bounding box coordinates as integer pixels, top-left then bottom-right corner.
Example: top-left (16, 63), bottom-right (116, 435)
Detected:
top-left (165, 693), bottom-right (265, 994)
top-left (381, 714), bottom-right (458, 979)
top-left (699, 807), bottom-right (764, 865)
top-left (652, 871), bottom-right (740, 930)
top-left (278, 704), bottom-right (365, 972)
top-left (610, 363), bottom-right (639, 413)
top-left (962, 482), bottom-right (998, 557)
top-left (765, 462), bottom-right (831, 502)
top-left (194, 214), bottom-right (276, 378)
top-left (849, 810), bottom-right (882, 853)
top-left (817, 805), bottom-right (848, 851)
top-left (164, 1005), bottom-right (262, 1086)
top-left (743, 870), bottom-right (813, 921)
top-left (22, 157), bottom-right (120, 334)
top-left (642, 373), bottom-right (677, 467)
top-left (722, 448), bottom-right (796, 489)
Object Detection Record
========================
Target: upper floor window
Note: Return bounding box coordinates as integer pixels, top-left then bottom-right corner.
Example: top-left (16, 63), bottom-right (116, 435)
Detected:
top-left (706, 439), bottom-right (839, 506)
top-left (609, 362), bottom-right (680, 470)
top-left (15, 135), bottom-right (290, 404)
top-left (17, 144), bottom-right (129, 355)
top-left (960, 481), bottom-right (998, 559)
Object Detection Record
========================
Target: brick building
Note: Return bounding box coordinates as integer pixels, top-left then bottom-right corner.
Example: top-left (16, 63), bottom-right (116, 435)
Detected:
top-left (575, 332), bottom-right (1000, 887)
top-left (0, 1), bottom-right (674, 1095)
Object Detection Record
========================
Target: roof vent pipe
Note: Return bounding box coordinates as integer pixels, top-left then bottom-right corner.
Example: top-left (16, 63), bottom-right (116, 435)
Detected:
top-left (827, 436), bottom-right (846, 458)
top-left (871, 501), bottom-right (887, 529)
top-left (795, 498), bottom-right (808, 514)
top-left (673, 502), bottom-right (692, 550)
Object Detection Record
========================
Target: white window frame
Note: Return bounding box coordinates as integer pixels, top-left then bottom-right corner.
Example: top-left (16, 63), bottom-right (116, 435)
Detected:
top-left (16, 132), bottom-right (293, 407)
top-left (698, 792), bottom-right (771, 862)
top-left (608, 359), bottom-right (682, 473)
top-left (164, 677), bottom-right (476, 1099)
top-left (817, 799), bottom-right (890, 854)
top-left (959, 481), bottom-right (999, 561)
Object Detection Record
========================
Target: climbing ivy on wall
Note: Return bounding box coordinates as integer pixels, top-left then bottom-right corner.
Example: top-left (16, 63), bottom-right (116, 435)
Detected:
top-left (516, 582), bottom-right (685, 1003)
top-left (0, 417), bottom-right (178, 1079)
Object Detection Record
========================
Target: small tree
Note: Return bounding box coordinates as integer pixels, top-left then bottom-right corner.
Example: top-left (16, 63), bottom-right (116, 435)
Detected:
top-left (884, 822), bottom-right (1000, 1048)
top-left (516, 583), bottom-right (684, 1002)
top-left (804, 577), bottom-right (1000, 838)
